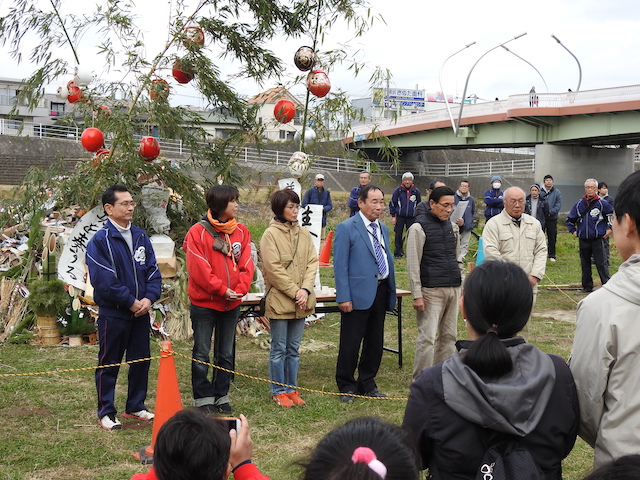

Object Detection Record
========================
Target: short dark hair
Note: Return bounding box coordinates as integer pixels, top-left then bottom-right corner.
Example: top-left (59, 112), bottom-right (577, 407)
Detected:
top-left (102, 184), bottom-right (129, 207)
top-left (359, 184), bottom-right (382, 202)
top-left (270, 188), bottom-right (300, 222)
top-left (597, 181), bottom-right (608, 190)
top-left (206, 185), bottom-right (239, 219)
top-left (154, 409), bottom-right (231, 480)
top-left (429, 186), bottom-right (455, 204)
top-left (428, 180), bottom-right (443, 191)
top-left (462, 261), bottom-right (533, 378)
top-left (582, 454), bottom-right (640, 480)
top-left (460, 179), bottom-right (469, 186)
top-left (301, 417), bottom-right (420, 480)
top-left (614, 171), bottom-right (640, 230)
top-left (544, 174), bottom-right (553, 180)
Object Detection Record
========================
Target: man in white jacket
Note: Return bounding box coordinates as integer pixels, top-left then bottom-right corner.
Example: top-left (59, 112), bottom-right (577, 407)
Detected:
top-left (570, 170), bottom-right (640, 468)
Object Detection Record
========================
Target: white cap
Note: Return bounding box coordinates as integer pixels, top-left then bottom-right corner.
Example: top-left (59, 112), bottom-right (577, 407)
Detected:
top-left (315, 173), bottom-right (325, 180)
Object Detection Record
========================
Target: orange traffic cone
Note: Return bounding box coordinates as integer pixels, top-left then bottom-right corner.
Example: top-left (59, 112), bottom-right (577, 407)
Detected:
top-left (319, 230), bottom-right (333, 267)
top-left (134, 340), bottom-right (183, 464)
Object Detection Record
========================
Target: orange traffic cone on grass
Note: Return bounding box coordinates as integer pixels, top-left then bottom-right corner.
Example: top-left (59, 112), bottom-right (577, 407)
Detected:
top-left (319, 230), bottom-right (333, 267)
top-left (134, 340), bottom-right (183, 464)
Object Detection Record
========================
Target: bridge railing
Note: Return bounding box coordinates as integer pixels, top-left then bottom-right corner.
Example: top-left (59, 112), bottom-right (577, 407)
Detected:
top-left (350, 84), bottom-right (640, 137)
top-left (419, 158), bottom-right (535, 177)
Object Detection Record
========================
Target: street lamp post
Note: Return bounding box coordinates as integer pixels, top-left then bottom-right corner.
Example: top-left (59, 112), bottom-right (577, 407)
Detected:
top-left (500, 45), bottom-right (549, 93)
top-left (439, 41), bottom-right (476, 136)
top-left (551, 34), bottom-right (582, 92)
top-left (455, 33), bottom-right (527, 136)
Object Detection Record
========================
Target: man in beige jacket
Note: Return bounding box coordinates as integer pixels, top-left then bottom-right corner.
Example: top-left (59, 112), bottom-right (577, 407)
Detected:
top-left (482, 187), bottom-right (547, 289)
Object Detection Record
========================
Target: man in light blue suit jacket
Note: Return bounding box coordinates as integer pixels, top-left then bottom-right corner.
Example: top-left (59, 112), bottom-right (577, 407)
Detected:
top-left (334, 185), bottom-right (397, 402)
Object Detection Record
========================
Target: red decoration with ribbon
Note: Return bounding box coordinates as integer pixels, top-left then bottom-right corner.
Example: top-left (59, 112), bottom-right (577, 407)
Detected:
top-left (150, 79), bottom-right (170, 101)
top-left (307, 69), bottom-right (331, 98)
top-left (172, 61), bottom-right (194, 84)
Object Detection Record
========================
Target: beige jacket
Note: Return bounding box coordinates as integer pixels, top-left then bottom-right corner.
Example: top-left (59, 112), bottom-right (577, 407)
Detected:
top-left (259, 219), bottom-right (318, 319)
top-left (482, 210), bottom-right (547, 280)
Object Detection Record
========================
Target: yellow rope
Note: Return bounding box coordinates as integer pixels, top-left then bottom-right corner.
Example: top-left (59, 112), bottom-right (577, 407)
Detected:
top-left (0, 348), bottom-right (408, 401)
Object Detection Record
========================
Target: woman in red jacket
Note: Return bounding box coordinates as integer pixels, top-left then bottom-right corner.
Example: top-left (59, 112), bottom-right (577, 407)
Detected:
top-left (183, 185), bottom-right (254, 414)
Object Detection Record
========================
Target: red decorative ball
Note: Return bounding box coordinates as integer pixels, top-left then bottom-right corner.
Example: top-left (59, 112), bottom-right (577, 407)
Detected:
top-left (307, 69), bottom-right (331, 98)
top-left (67, 85), bottom-right (83, 103)
top-left (149, 79), bottom-right (170, 101)
top-left (139, 137), bottom-right (161, 161)
top-left (92, 148), bottom-right (110, 166)
top-left (184, 26), bottom-right (205, 46)
top-left (80, 128), bottom-right (104, 152)
top-left (172, 60), bottom-right (194, 84)
top-left (273, 99), bottom-right (296, 123)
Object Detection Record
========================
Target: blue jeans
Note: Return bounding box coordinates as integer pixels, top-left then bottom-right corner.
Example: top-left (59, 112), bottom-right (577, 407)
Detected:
top-left (269, 318), bottom-right (305, 395)
top-left (190, 304), bottom-right (239, 407)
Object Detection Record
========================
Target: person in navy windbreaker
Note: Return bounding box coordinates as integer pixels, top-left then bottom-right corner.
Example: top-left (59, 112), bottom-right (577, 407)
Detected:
top-left (483, 175), bottom-right (504, 221)
top-left (389, 172), bottom-right (421, 257)
top-left (302, 173), bottom-right (333, 239)
top-left (86, 184), bottom-right (162, 431)
top-left (566, 178), bottom-right (614, 293)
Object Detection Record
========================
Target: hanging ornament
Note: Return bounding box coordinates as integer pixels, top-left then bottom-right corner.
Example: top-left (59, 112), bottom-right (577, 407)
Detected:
top-left (294, 127), bottom-right (316, 145)
top-left (92, 148), bottom-right (110, 167)
top-left (184, 26), bottom-right (205, 46)
top-left (73, 66), bottom-right (93, 86)
top-left (307, 69), bottom-right (331, 98)
top-left (287, 151), bottom-right (310, 178)
top-left (139, 136), bottom-right (161, 161)
top-left (94, 105), bottom-right (111, 117)
top-left (172, 60), bottom-right (194, 84)
top-left (56, 85), bottom-right (69, 101)
top-left (80, 128), bottom-right (104, 152)
top-left (149, 79), bottom-right (170, 101)
top-left (294, 46), bottom-right (316, 72)
top-left (273, 99), bottom-right (296, 123)
top-left (67, 84), bottom-right (84, 103)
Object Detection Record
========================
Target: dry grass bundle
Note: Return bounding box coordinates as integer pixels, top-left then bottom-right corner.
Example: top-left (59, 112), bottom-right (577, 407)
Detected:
top-left (0, 280), bottom-right (28, 342)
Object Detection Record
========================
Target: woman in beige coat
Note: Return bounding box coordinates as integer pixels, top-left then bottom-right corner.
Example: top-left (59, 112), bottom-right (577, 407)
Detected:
top-left (260, 189), bottom-right (318, 408)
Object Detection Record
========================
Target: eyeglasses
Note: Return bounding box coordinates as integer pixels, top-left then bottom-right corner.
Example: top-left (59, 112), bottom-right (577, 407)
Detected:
top-left (112, 201), bottom-right (137, 207)
top-left (507, 199), bottom-right (525, 206)
top-left (436, 202), bottom-right (454, 210)
top-left (285, 205), bottom-right (300, 211)
top-left (585, 185), bottom-right (597, 190)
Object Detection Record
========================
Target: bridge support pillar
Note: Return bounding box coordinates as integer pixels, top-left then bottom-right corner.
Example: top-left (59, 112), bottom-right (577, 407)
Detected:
top-left (534, 144), bottom-right (634, 202)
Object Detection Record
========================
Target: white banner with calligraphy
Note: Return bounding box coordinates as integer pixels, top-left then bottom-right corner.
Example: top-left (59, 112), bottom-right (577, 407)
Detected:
top-left (58, 206), bottom-right (108, 291)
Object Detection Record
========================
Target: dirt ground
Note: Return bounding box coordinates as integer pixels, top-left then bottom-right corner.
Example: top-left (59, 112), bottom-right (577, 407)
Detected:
top-left (533, 309), bottom-right (577, 323)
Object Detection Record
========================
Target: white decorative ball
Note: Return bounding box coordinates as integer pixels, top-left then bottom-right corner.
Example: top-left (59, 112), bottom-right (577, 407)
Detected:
top-left (287, 151), bottom-right (310, 178)
top-left (294, 127), bottom-right (316, 146)
top-left (74, 66), bottom-right (93, 86)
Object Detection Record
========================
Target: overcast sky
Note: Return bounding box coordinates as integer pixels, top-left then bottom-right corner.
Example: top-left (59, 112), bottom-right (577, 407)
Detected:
top-left (1, 0), bottom-right (639, 105)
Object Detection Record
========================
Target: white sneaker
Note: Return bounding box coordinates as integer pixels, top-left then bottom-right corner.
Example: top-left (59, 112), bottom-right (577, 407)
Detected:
top-left (124, 409), bottom-right (154, 421)
top-left (549, 257), bottom-right (556, 262)
top-left (99, 414), bottom-right (122, 431)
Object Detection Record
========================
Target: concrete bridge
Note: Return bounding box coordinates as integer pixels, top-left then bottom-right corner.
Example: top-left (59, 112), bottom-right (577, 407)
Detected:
top-left (345, 84), bottom-right (640, 200)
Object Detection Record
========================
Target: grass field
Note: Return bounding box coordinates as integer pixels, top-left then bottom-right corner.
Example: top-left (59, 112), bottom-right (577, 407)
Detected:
top-left (0, 193), bottom-right (618, 480)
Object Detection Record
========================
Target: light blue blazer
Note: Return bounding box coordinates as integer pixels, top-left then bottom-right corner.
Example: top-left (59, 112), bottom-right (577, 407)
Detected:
top-left (334, 214), bottom-right (396, 311)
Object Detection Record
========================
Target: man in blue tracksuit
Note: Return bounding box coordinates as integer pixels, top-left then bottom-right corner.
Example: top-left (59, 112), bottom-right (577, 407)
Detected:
top-left (302, 173), bottom-right (333, 239)
top-left (86, 184), bottom-right (162, 431)
top-left (389, 172), bottom-right (421, 258)
top-left (566, 178), bottom-right (613, 293)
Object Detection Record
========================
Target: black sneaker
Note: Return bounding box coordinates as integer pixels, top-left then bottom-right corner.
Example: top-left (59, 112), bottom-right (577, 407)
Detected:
top-left (216, 403), bottom-right (233, 414)
top-left (198, 404), bottom-right (217, 416)
top-left (362, 388), bottom-right (387, 398)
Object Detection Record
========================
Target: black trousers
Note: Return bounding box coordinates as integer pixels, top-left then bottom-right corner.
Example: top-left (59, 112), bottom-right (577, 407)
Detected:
top-left (546, 219), bottom-right (558, 258)
top-left (579, 237), bottom-right (610, 291)
top-left (393, 216), bottom-right (415, 256)
top-left (335, 281), bottom-right (388, 394)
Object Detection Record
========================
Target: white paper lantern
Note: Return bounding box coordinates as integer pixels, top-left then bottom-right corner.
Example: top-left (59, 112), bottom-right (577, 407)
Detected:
top-left (287, 151), bottom-right (310, 178)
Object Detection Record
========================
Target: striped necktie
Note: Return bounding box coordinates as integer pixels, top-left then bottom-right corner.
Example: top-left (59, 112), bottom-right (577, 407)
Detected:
top-left (369, 223), bottom-right (387, 277)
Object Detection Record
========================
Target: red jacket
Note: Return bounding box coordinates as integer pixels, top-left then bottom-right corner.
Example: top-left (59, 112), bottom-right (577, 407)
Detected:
top-left (131, 462), bottom-right (271, 480)
top-left (183, 221), bottom-right (254, 311)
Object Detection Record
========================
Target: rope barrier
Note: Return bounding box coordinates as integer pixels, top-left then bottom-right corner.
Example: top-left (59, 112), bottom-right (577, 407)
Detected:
top-left (0, 346), bottom-right (409, 401)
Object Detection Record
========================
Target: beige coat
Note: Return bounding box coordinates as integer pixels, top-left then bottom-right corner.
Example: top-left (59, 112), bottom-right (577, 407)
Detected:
top-left (260, 219), bottom-right (318, 319)
top-left (482, 210), bottom-right (547, 280)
